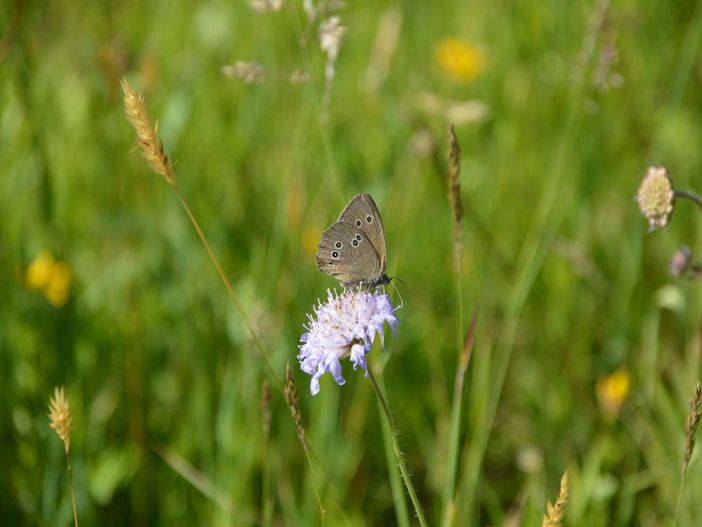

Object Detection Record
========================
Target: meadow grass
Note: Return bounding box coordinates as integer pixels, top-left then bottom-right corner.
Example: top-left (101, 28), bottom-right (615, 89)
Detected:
top-left (3, 0), bottom-right (702, 525)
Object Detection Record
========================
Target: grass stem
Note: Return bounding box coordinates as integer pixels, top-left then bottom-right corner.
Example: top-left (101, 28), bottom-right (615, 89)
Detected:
top-left (66, 452), bottom-right (79, 527)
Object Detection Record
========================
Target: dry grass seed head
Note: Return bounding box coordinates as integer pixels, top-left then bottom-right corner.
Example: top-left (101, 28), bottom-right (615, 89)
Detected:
top-left (683, 381), bottom-right (702, 475)
top-left (285, 364), bottom-right (307, 449)
top-left (447, 124), bottom-right (463, 234)
top-left (120, 77), bottom-right (176, 187)
top-left (543, 471), bottom-right (569, 527)
top-left (48, 386), bottom-right (72, 454)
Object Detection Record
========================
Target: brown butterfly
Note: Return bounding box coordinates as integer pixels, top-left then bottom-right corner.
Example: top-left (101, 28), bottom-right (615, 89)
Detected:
top-left (316, 193), bottom-right (390, 288)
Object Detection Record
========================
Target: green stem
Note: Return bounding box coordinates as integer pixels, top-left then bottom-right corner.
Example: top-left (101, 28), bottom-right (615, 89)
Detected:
top-left (674, 469), bottom-right (687, 527)
top-left (66, 451), bottom-right (79, 527)
top-left (368, 368), bottom-right (428, 527)
top-left (441, 309), bottom-right (479, 527)
top-left (675, 190), bottom-right (702, 212)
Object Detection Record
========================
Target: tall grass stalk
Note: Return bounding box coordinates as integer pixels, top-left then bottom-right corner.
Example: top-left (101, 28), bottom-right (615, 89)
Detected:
top-left (674, 381), bottom-right (701, 526)
top-left (121, 78), bottom-right (278, 382)
top-left (441, 309), bottom-right (478, 527)
top-left (285, 364), bottom-right (326, 523)
top-left (440, 124), bottom-right (470, 527)
top-left (48, 387), bottom-right (78, 527)
top-left (120, 78), bottom-right (328, 519)
top-left (457, 87), bottom-right (584, 521)
top-left (367, 366), bottom-right (428, 527)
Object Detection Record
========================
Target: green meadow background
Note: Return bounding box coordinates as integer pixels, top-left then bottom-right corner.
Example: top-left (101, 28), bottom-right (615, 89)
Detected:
top-left (3, 0), bottom-right (702, 525)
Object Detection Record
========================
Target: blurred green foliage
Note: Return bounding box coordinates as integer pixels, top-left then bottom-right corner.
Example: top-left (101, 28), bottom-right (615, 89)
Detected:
top-left (3, 0), bottom-right (702, 525)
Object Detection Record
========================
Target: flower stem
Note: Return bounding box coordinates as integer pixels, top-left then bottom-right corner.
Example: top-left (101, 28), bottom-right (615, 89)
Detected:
top-left (367, 368), bottom-right (428, 527)
top-left (66, 451), bottom-right (79, 527)
top-left (675, 190), bottom-right (702, 212)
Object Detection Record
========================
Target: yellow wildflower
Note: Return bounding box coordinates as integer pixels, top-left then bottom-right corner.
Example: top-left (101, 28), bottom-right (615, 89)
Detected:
top-left (597, 369), bottom-right (631, 416)
top-left (44, 262), bottom-right (72, 308)
top-left (434, 38), bottom-right (486, 83)
top-left (26, 250), bottom-right (55, 290)
top-left (26, 251), bottom-right (72, 307)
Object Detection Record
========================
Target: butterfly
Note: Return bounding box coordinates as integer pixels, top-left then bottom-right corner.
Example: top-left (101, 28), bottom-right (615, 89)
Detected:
top-left (316, 193), bottom-right (390, 288)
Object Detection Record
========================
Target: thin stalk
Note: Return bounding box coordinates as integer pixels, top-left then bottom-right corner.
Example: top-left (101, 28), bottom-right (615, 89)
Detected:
top-left (675, 190), bottom-right (702, 212)
top-left (173, 186), bottom-right (326, 520)
top-left (367, 367), bottom-right (428, 527)
top-left (441, 309), bottom-right (479, 527)
top-left (66, 452), bottom-right (79, 527)
top-left (673, 471), bottom-right (687, 527)
top-left (173, 186), bottom-right (281, 388)
top-left (300, 445), bottom-right (327, 525)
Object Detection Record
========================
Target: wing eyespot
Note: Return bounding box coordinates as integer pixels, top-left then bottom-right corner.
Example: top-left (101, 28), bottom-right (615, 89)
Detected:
top-left (335, 241), bottom-right (342, 249)
top-left (366, 215), bottom-right (373, 223)
top-left (352, 239), bottom-right (359, 247)
top-left (331, 251), bottom-right (340, 259)
top-left (355, 219), bottom-right (362, 227)
top-left (354, 233), bottom-right (362, 242)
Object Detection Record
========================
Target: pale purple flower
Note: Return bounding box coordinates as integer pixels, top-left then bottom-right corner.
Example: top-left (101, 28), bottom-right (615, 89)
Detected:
top-left (298, 289), bottom-right (398, 395)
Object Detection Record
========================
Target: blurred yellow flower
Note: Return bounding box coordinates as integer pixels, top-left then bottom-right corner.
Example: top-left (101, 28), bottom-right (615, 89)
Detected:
top-left (434, 38), bottom-right (486, 83)
top-left (25, 251), bottom-right (72, 307)
top-left (597, 369), bottom-right (631, 416)
top-left (26, 250), bottom-right (55, 291)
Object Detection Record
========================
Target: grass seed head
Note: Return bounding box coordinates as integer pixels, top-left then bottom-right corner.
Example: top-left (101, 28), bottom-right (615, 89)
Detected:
top-left (447, 124), bottom-right (463, 240)
top-left (683, 382), bottom-right (702, 476)
top-left (48, 386), bottom-right (72, 454)
top-left (120, 77), bottom-right (176, 187)
top-left (285, 364), bottom-right (307, 449)
top-left (543, 471), bottom-right (569, 527)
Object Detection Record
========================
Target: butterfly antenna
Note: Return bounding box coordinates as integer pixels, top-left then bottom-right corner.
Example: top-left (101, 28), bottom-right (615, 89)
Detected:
top-left (390, 279), bottom-right (403, 310)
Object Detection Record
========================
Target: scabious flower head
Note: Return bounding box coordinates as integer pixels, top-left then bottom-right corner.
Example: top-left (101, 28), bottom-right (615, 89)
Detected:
top-left (636, 166), bottom-right (675, 231)
top-left (298, 289), bottom-right (398, 395)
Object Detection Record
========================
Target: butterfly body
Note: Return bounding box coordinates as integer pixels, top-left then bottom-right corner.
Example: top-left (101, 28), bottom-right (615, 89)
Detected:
top-left (316, 193), bottom-right (390, 288)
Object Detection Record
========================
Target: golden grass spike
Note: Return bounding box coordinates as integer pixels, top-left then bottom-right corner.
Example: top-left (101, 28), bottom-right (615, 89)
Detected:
top-left (120, 77), bottom-right (176, 187)
top-left (285, 364), bottom-right (307, 451)
top-left (543, 471), bottom-right (569, 527)
top-left (683, 381), bottom-right (702, 476)
top-left (48, 386), bottom-right (72, 454)
top-left (48, 386), bottom-right (79, 527)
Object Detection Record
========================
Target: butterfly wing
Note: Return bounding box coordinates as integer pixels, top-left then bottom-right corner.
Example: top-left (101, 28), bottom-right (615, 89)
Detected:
top-left (336, 194), bottom-right (387, 274)
top-left (316, 221), bottom-right (382, 286)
